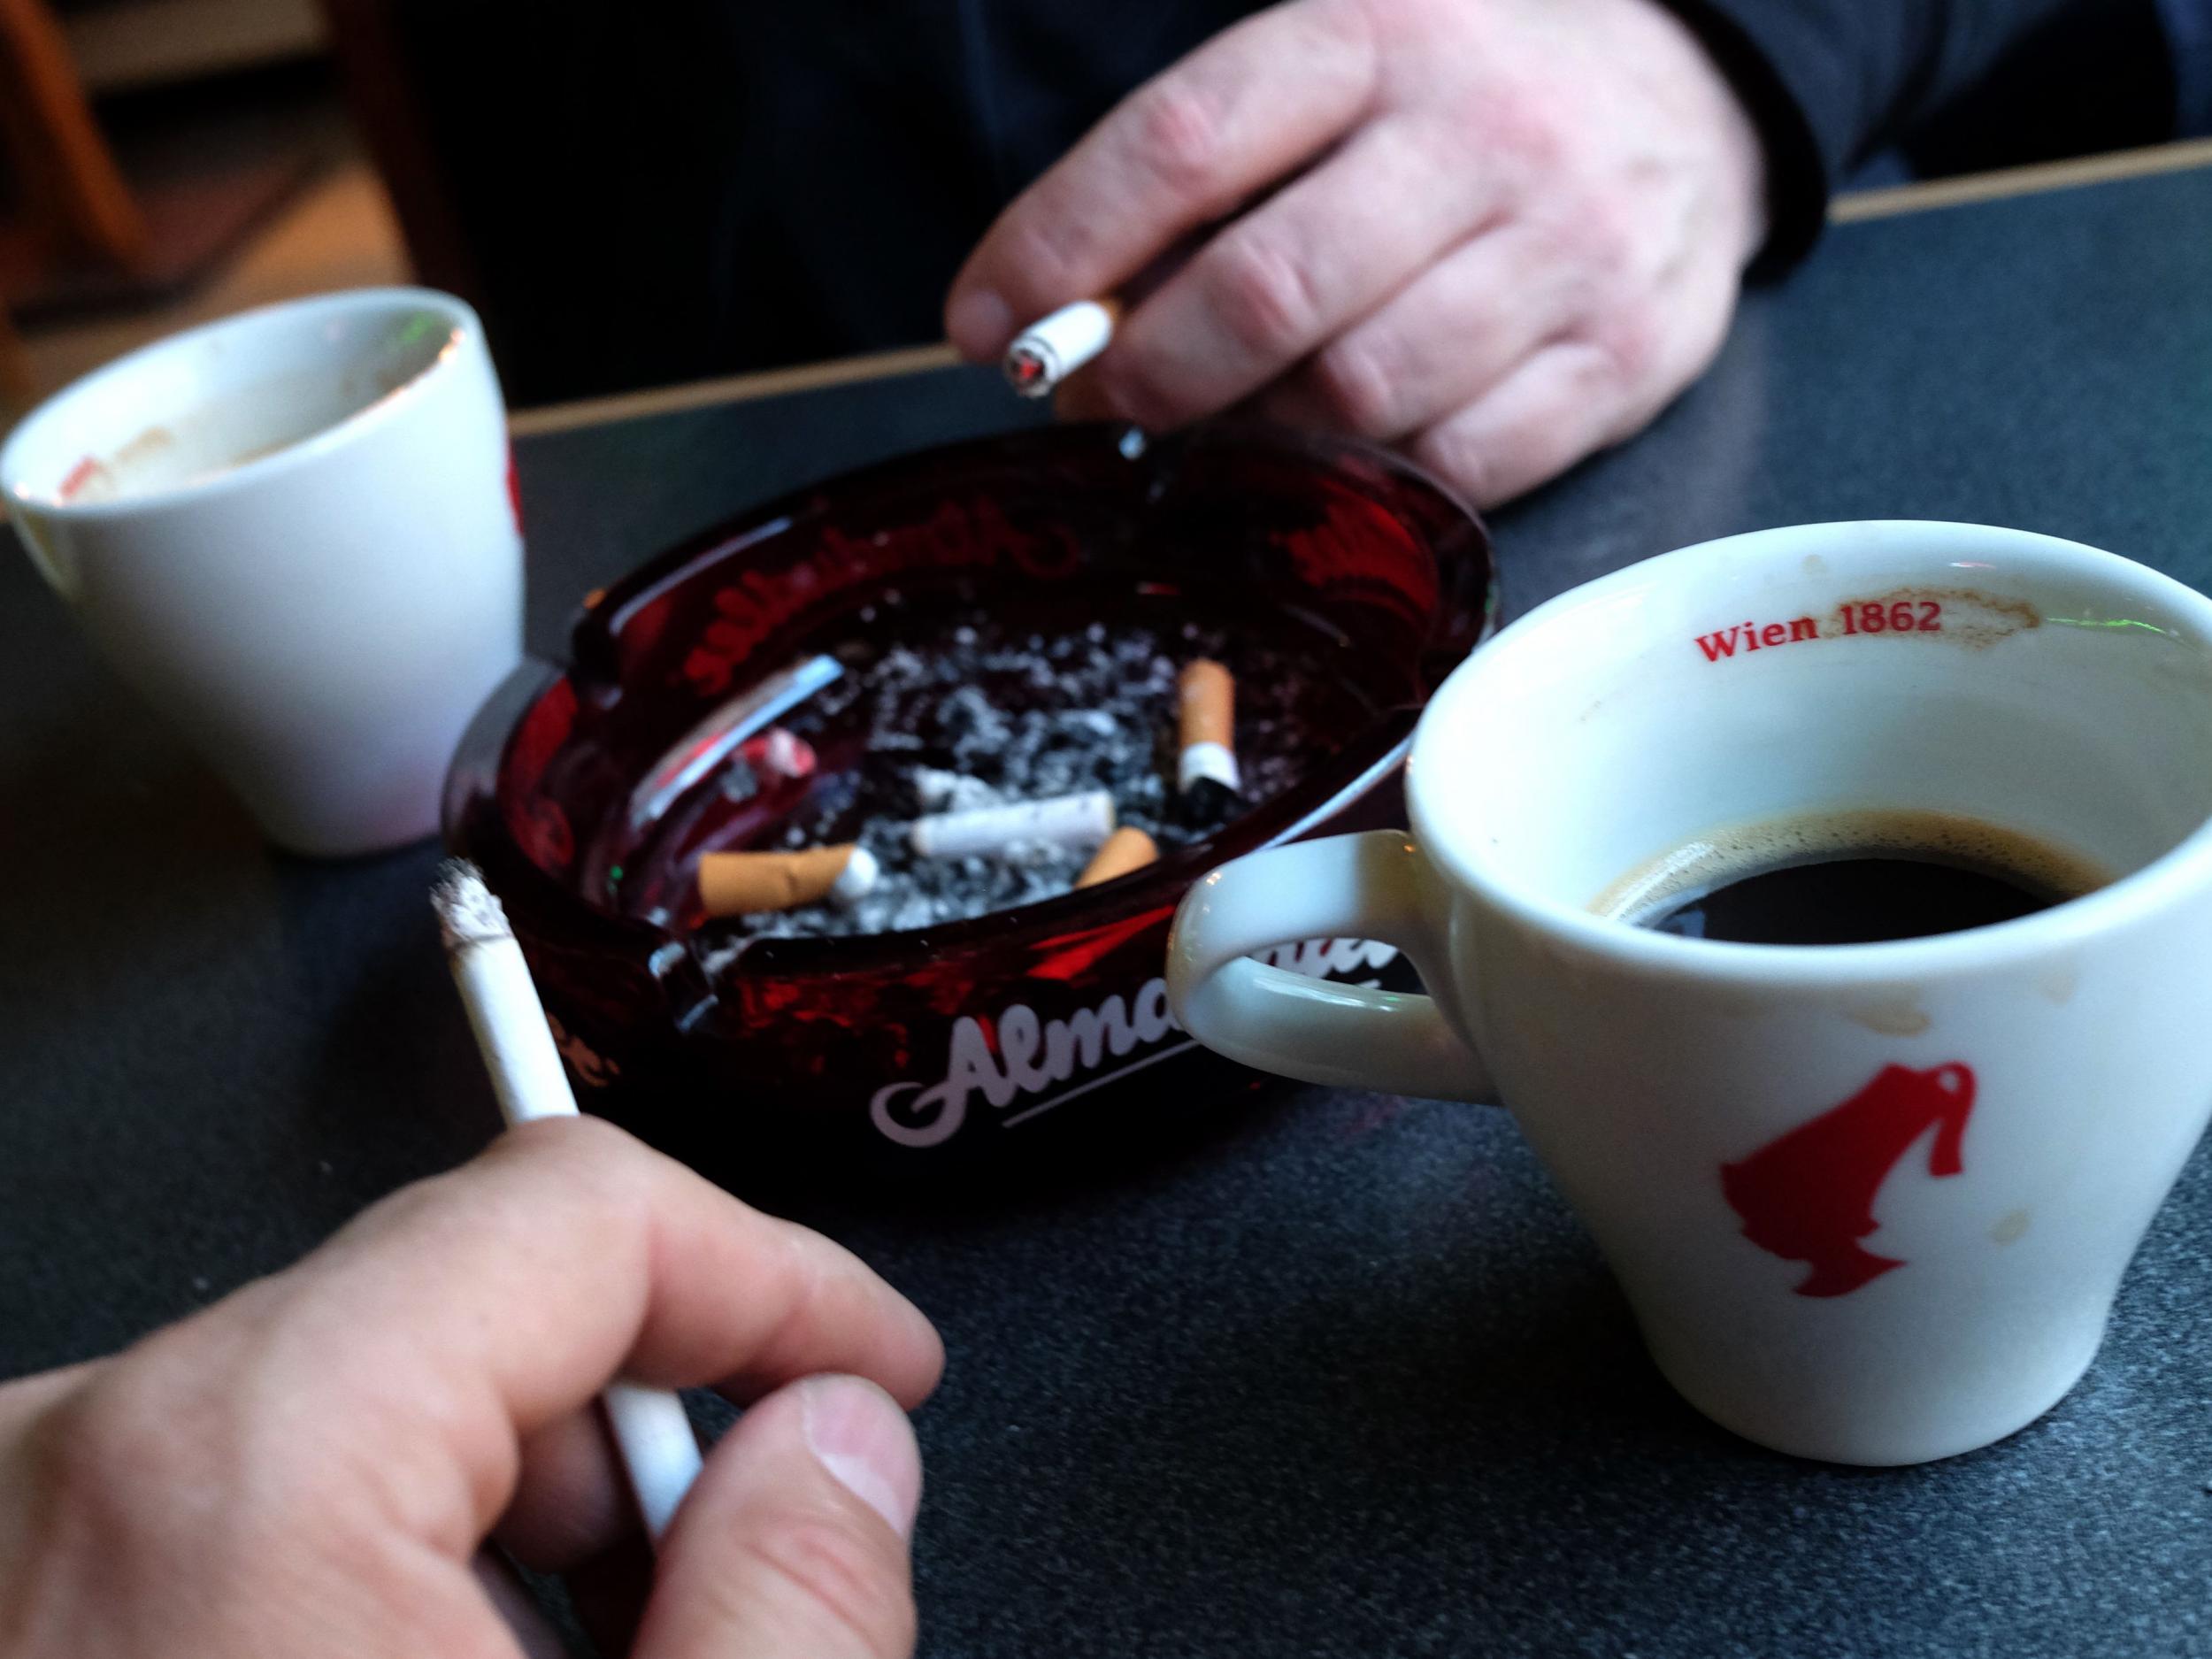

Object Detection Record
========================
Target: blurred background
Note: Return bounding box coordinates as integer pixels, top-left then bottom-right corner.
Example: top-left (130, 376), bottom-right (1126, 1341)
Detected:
top-left (0, 0), bottom-right (2185, 424)
top-left (0, 0), bottom-right (403, 412)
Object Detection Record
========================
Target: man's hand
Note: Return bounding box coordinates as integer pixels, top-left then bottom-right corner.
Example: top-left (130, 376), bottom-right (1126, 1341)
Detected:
top-left (0, 1118), bottom-right (944, 1658)
top-left (947, 0), bottom-right (1767, 506)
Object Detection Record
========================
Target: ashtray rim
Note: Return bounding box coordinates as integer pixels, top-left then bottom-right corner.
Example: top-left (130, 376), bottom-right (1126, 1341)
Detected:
top-left (445, 419), bottom-right (1497, 981)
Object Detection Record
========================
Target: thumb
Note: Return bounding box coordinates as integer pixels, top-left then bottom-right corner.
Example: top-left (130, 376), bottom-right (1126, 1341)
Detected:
top-left (632, 1374), bottom-right (923, 1659)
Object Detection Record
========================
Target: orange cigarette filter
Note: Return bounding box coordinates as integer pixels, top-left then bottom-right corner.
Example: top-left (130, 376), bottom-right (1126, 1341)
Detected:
top-left (1176, 659), bottom-right (1239, 794)
top-left (1179, 659), bottom-right (1233, 748)
top-left (696, 844), bottom-right (872, 917)
top-left (1076, 826), bottom-right (1159, 888)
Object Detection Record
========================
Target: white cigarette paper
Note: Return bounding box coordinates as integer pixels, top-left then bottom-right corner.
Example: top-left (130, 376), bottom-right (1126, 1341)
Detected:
top-left (832, 844), bottom-right (881, 903)
top-left (696, 842), bottom-right (879, 917)
top-left (910, 789), bottom-right (1116, 858)
top-left (1003, 299), bottom-right (1118, 396)
top-left (1178, 741), bottom-right (1240, 795)
top-left (432, 862), bottom-right (704, 1545)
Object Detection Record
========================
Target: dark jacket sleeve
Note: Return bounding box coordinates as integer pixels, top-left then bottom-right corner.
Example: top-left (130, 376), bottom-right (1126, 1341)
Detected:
top-left (1656, 0), bottom-right (2169, 272)
top-left (2162, 0), bottom-right (2212, 133)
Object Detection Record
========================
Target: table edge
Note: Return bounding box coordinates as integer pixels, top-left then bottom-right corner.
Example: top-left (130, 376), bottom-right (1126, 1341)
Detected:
top-left (507, 138), bottom-right (2212, 434)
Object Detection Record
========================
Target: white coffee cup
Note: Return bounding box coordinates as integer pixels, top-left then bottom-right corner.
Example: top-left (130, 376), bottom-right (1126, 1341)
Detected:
top-left (1167, 521), bottom-right (2212, 1465)
top-left (2, 288), bottom-right (522, 856)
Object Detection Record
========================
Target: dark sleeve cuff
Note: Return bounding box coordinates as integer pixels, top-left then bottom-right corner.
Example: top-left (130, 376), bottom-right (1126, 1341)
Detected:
top-left (2160, 0), bottom-right (2212, 133)
top-left (1653, 0), bottom-right (1849, 279)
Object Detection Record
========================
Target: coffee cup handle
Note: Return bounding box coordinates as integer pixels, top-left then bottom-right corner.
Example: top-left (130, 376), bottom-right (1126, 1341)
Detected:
top-left (1166, 830), bottom-right (1494, 1102)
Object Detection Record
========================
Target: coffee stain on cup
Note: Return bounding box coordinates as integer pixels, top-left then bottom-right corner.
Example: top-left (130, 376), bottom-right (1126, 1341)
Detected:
top-left (1991, 1207), bottom-right (2031, 1245)
top-left (1846, 586), bottom-right (2041, 649)
top-left (2037, 966), bottom-right (2077, 1005)
top-left (1843, 985), bottom-right (1930, 1036)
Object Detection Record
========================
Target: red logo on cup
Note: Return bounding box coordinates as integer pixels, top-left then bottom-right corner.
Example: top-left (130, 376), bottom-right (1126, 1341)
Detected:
top-left (1721, 1063), bottom-right (1977, 1297)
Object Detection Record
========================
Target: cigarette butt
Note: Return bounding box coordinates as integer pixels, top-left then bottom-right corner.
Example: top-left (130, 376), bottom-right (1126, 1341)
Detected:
top-left (1077, 826), bottom-right (1158, 888)
top-left (697, 843), bottom-right (879, 916)
top-left (1177, 659), bottom-right (1240, 795)
top-left (911, 789), bottom-right (1116, 858)
top-left (1003, 298), bottom-right (1123, 396)
top-left (741, 726), bottom-right (815, 781)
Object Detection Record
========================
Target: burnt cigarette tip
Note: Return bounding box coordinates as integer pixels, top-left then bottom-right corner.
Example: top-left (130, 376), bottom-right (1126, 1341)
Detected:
top-left (432, 859), bottom-right (513, 952)
top-left (1002, 299), bottom-right (1118, 397)
top-left (1005, 348), bottom-right (1050, 396)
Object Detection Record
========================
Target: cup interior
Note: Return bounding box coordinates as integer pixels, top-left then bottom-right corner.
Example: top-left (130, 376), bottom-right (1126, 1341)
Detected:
top-left (1410, 522), bottom-right (2212, 926)
top-left (2, 289), bottom-right (465, 510)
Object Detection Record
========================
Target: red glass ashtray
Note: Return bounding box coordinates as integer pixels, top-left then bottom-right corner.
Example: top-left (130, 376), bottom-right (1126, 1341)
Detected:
top-left (443, 421), bottom-right (1493, 1195)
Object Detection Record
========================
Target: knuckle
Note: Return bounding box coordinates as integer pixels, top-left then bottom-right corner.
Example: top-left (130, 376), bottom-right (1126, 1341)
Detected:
top-left (1472, 87), bottom-right (1569, 179)
top-left (1309, 337), bottom-right (1398, 434)
top-left (1304, 0), bottom-right (1386, 104)
top-left (1125, 81), bottom-right (1224, 201)
top-left (739, 1510), bottom-right (915, 1656)
top-left (1567, 205), bottom-right (1637, 285)
top-left (503, 1107), bottom-right (634, 1167)
top-left (1206, 233), bottom-right (1320, 359)
top-left (1000, 214), bottom-right (1093, 310)
top-left (1592, 309), bottom-right (1665, 389)
top-left (50, 1345), bottom-right (288, 1552)
top-left (490, 1114), bottom-right (655, 1218)
top-left (1087, 357), bottom-right (1181, 432)
top-left (1411, 426), bottom-right (1499, 507)
top-left (44, 1374), bottom-right (156, 1523)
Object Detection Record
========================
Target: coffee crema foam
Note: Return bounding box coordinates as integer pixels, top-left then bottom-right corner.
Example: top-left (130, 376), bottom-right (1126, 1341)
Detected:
top-left (1592, 809), bottom-right (2113, 927)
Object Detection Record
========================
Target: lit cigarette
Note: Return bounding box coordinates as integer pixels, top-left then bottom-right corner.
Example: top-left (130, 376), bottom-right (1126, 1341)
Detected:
top-left (1177, 659), bottom-right (1239, 795)
top-left (696, 844), bottom-right (879, 917)
top-left (430, 862), bottom-right (703, 1545)
top-left (911, 789), bottom-right (1116, 858)
top-left (1003, 299), bottom-right (1121, 397)
top-left (1077, 826), bottom-right (1158, 887)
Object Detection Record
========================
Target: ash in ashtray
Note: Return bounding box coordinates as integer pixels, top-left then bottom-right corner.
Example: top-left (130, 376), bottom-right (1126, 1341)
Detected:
top-left (697, 609), bottom-right (1316, 939)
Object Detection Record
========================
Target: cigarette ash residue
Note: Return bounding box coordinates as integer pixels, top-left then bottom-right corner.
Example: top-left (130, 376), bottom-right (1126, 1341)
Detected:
top-left (703, 611), bottom-right (1312, 940)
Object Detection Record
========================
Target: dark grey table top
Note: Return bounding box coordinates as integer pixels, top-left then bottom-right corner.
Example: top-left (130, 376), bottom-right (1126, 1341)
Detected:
top-left (8, 165), bottom-right (2212, 1658)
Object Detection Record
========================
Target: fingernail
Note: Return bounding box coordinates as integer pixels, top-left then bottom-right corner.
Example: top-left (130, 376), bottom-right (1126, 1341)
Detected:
top-left (801, 1375), bottom-right (922, 1540)
top-left (947, 288), bottom-right (1013, 358)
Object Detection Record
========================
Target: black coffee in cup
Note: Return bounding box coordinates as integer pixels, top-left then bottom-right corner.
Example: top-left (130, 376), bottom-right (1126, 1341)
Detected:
top-left (1595, 810), bottom-right (2109, 946)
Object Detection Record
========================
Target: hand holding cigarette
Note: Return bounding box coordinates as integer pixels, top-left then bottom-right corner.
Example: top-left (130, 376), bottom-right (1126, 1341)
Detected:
top-left (949, 0), bottom-right (1766, 506)
top-left (0, 1099), bottom-right (941, 1659)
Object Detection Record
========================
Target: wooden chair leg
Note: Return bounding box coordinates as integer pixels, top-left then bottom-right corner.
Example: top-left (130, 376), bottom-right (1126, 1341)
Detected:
top-left (0, 0), bottom-right (150, 272)
top-left (0, 297), bottom-right (32, 410)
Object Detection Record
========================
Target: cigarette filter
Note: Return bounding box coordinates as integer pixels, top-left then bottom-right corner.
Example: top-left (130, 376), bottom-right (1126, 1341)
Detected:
top-left (1076, 826), bottom-right (1159, 888)
top-left (910, 789), bottom-right (1116, 858)
top-left (1003, 299), bottom-right (1120, 397)
top-left (1177, 659), bottom-right (1240, 795)
top-left (697, 843), bottom-right (879, 917)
